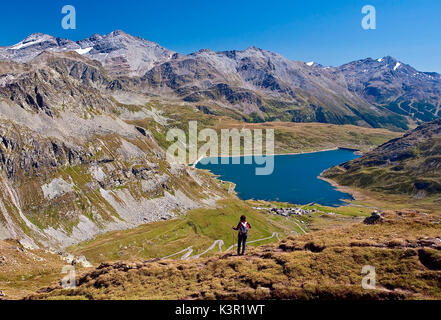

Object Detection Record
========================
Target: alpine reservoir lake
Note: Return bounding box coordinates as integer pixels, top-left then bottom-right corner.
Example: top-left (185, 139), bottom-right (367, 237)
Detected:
top-left (196, 148), bottom-right (360, 207)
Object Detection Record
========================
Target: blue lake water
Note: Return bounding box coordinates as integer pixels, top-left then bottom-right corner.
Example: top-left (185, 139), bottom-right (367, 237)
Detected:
top-left (196, 149), bottom-right (360, 207)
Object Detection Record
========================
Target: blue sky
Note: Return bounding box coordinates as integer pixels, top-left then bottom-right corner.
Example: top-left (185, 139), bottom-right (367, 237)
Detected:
top-left (1, 0), bottom-right (440, 72)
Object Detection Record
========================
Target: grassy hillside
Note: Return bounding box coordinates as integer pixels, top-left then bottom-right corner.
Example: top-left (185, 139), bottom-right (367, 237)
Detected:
top-left (0, 240), bottom-right (81, 300)
top-left (67, 199), bottom-right (307, 264)
top-left (323, 119), bottom-right (441, 199)
top-left (136, 101), bottom-right (402, 160)
top-left (31, 210), bottom-right (441, 300)
top-left (2, 198), bottom-right (373, 299)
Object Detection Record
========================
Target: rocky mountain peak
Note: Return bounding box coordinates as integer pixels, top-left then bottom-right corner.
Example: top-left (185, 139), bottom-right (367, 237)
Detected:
top-left (108, 29), bottom-right (130, 37)
top-left (196, 49), bottom-right (215, 54)
top-left (377, 56), bottom-right (408, 71)
top-left (22, 32), bottom-right (53, 42)
top-left (0, 30), bottom-right (175, 77)
top-left (81, 30), bottom-right (175, 76)
top-left (377, 55), bottom-right (397, 63)
top-left (85, 33), bottom-right (103, 42)
top-left (8, 33), bottom-right (56, 50)
top-left (245, 45), bottom-right (262, 52)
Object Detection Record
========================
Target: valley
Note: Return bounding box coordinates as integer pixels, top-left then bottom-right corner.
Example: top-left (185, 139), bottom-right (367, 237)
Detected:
top-left (0, 30), bottom-right (440, 301)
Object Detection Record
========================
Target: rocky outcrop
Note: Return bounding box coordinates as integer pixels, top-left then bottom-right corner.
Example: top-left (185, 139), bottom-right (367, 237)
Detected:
top-left (0, 121), bottom-right (90, 180)
top-left (363, 211), bottom-right (383, 225)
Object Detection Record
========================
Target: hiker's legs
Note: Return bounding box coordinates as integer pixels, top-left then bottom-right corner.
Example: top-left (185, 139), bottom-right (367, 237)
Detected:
top-left (237, 234), bottom-right (243, 255)
top-left (241, 235), bottom-right (248, 255)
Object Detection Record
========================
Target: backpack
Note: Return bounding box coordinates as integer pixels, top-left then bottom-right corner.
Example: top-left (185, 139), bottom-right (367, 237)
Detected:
top-left (239, 222), bottom-right (249, 235)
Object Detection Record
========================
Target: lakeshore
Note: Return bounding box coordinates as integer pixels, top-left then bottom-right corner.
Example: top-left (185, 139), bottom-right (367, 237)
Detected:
top-left (191, 147), bottom-right (348, 167)
top-left (195, 148), bottom-right (361, 207)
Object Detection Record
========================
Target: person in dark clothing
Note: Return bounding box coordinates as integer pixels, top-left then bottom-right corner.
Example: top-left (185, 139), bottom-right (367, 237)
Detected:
top-left (233, 215), bottom-right (252, 255)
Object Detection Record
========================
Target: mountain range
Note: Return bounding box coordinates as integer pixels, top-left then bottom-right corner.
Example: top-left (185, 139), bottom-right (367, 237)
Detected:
top-left (0, 30), bottom-right (440, 250)
top-left (1, 30), bottom-right (441, 130)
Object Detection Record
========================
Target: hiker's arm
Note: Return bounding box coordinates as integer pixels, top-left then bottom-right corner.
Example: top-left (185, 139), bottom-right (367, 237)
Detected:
top-left (232, 223), bottom-right (240, 230)
top-left (248, 223), bottom-right (252, 229)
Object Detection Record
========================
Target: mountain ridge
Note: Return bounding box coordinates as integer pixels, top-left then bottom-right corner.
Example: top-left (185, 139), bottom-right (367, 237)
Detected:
top-left (1, 31), bottom-right (440, 130)
top-left (323, 118), bottom-right (441, 197)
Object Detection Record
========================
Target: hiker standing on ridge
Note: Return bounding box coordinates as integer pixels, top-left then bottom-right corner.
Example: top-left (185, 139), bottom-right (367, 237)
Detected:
top-left (233, 215), bottom-right (251, 256)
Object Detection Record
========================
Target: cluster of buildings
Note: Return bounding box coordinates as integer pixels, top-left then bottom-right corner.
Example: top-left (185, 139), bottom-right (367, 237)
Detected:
top-left (270, 207), bottom-right (316, 216)
top-left (253, 206), bottom-right (319, 217)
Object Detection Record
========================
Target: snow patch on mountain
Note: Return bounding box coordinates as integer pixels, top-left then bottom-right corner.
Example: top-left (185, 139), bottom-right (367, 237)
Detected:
top-left (10, 35), bottom-right (52, 50)
top-left (75, 47), bottom-right (93, 55)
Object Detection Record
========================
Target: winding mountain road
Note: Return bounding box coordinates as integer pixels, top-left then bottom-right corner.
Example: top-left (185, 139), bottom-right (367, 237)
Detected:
top-left (292, 219), bottom-right (307, 234)
top-left (161, 232), bottom-right (281, 261)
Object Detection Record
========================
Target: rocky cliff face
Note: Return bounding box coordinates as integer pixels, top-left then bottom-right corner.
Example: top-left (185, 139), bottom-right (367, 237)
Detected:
top-left (323, 118), bottom-right (441, 197)
top-left (2, 31), bottom-right (441, 130)
top-left (0, 50), bottom-right (225, 250)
